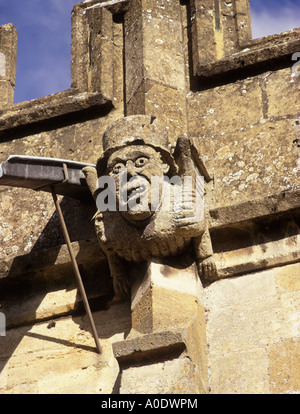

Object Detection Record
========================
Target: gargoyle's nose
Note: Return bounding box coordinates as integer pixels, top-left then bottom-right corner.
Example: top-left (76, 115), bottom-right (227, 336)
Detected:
top-left (126, 160), bottom-right (138, 177)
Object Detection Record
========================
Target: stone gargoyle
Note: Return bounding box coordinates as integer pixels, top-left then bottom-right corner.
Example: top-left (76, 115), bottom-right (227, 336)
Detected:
top-left (83, 115), bottom-right (217, 297)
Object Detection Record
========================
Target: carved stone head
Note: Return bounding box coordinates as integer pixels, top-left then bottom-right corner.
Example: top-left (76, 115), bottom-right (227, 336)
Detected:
top-left (97, 115), bottom-right (177, 177)
top-left (106, 144), bottom-right (170, 222)
top-left (96, 115), bottom-right (177, 223)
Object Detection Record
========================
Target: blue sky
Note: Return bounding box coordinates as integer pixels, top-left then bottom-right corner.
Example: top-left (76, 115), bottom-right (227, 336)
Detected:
top-left (0, 0), bottom-right (299, 103)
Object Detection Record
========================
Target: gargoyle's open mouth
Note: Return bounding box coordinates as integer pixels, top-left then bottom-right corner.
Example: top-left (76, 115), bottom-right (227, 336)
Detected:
top-left (127, 184), bottom-right (146, 199)
top-left (126, 177), bottom-right (149, 206)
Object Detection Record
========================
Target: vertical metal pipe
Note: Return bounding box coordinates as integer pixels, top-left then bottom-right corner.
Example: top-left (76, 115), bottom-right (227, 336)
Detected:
top-left (51, 186), bottom-right (102, 354)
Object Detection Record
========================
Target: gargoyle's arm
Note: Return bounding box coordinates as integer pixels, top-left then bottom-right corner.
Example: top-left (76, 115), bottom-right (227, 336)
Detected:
top-left (172, 135), bottom-right (209, 236)
top-left (82, 166), bottom-right (99, 201)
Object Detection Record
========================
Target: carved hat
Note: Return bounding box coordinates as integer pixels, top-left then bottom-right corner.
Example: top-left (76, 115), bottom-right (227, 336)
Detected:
top-left (97, 115), bottom-right (177, 175)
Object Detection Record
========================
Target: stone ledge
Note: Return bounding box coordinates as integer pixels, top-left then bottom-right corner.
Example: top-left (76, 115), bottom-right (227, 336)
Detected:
top-left (209, 188), bottom-right (300, 229)
top-left (0, 89), bottom-right (113, 138)
top-left (195, 29), bottom-right (300, 80)
top-left (0, 238), bottom-right (105, 280)
top-left (112, 330), bottom-right (186, 367)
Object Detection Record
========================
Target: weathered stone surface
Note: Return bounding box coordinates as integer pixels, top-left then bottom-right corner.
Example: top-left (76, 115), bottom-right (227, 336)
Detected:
top-left (188, 77), bottom-right (264, 137)
top-left (124, 0), bottom-right (188, 142)
top-left (202, 262), bottom-right (300, 393)
top-left (268, 339), bottom-right (300, 394)
top-left (0, 24), bottom-right (17, 107)
top-left (209, 347), bottom-right (270, 394)
top-left (190, 116), bottom-right (299, 208)
top-left (119, 356), bottom-right (202, 394)
top-left (0, 91), bottom-right (112, 135)
top-left (71, 2), bottom-right (125, 106)
top-left (0, 109), bottom-right (125, 261)
top-left (189, 0), bottom-right (252, 73)
top-left (266, 68), bottom-right (300, 118)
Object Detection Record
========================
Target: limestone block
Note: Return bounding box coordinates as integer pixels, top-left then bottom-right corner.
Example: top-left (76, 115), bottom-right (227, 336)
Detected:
top-left (142, 17), bottom-right (185, 91)
top-left (202, 267), bottom-right (277, 310)
top-left (212, 229), bottom-right (300, 279)
top-left (189, 0), bottom-right (218, 70)
top-left (120, 356), bottom-right (202, 394)
top-left (144, 83), bottom-right (188, 140)
top-left (279, 290), bottom-right (300, 340)
top-left (124, 0), bottom-right (186, 118)
top-left (275, 263), bottom-right (300, 292)
top-left (0, 187), bottom-right (96, 260)
top-left (195, 29), bottom-right (300, 79)
top-left (113, 330), bottom-right (186, 365)
top-left (189, 0), bottom-right (252, 73)
top-left (220, 0), bottom-right (239, 56)
top-left (192, 117), bottom-right (299, 208)
top-left (206, 277), bottom-right (284, 356)
top-left (110, 258), bottom-right (209, 394)
top-left (0, 110), bottom-right (123, 260)
top-left (130, 258), bottom-right (202, 335)
top-left (235, 0), bottom-right (252, 46)
top-left (188, 76), bottom-right (263, 138)
top-left (0, 81), bottom-right (14, 107)
top-left (265, 68), bottom-right (300, 119)
top-left (127, 82), bottom-right (188, 138)
top-left (209, 348), bottom-right (270, 394)
top-left (0, 90), bottom-right (112, 138)
top-left (71, 3), bottom-right (124, 104)
top-left (131, 285), bottom-right (201, 335)
top-left (268, 339), bottom-right (300, 394)
top-left (204, 263), bottom-right (300, 393)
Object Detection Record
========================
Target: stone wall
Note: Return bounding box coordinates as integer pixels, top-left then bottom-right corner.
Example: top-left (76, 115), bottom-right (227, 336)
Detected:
top-left (204, 262), bottom-right (300, 393)
top-left (0, 0), bottom-right (299, 394)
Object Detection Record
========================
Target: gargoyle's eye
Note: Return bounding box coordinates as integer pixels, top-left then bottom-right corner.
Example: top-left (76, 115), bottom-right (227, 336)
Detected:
top-left (112, 162), bottom-right (125, 174)
top-left (135, 157), bottom-right (148, 167)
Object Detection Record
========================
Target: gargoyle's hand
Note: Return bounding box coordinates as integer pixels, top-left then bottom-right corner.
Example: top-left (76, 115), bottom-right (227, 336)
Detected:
top-left (112, 273), bottom-right (131, 299)
top-left (82, 166), bottom-right (98, 200)
top-left (173, 187), bottom-right (204, 229)
top-left (197, 256), bottom-right (218, 281)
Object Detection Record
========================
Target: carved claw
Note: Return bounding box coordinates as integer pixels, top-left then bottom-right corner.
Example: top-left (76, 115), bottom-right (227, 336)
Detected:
top-left (197, 256), bottom-right (218, 281)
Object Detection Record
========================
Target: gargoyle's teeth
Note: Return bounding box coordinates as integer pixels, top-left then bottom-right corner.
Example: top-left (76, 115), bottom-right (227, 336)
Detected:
top-left (127, 184), bottom-right (146, 197)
